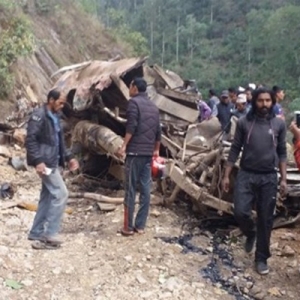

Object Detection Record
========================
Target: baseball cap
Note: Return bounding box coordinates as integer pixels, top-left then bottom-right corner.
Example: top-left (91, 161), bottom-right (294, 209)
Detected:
top-left (221, 90), bottom-right (229, 98)
top-left (236, 94), bottom-right (247, 104)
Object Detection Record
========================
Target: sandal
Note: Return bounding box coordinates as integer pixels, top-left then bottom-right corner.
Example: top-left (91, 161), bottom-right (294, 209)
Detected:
top-left (119, 228), bottom-right (134, 236)
top-left (31, 240), bottom-right (61, 250)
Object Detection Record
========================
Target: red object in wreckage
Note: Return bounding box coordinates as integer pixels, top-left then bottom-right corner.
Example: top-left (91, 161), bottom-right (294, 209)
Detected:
top-left (151, 156), bottom-right (165, 179)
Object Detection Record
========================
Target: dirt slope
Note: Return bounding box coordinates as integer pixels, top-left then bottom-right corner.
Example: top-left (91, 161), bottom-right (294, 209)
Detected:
top-left (0, 0), bottom-right (129, 119)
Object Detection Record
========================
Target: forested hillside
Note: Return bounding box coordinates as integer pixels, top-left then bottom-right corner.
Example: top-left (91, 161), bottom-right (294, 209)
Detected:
top-left (79, 0), bottom-right (300, 104)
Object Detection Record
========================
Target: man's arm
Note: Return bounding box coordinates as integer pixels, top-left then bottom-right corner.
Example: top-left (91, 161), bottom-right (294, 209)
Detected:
top-left (222, 119), bottom-right (244, 191)
top-left (277, 122), bottom-right (287, 195)
top-left (25, 113), bottom-right (44, 167)
top-left (117, 100), bottom-right (139, 157)
top-left (294, 140), bottom-right (300, 170)
top-left (153, 120), bottom-right (161, 155)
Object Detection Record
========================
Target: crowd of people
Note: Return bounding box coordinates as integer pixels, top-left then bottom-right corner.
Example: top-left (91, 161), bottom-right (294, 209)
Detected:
top-left (197, 84), bottom-right (286, 128)
top-left (25, 79), bottom-right (300, 277)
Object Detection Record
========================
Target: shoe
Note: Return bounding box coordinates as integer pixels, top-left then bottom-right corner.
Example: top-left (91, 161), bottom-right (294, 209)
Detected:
top-left (28, 235), bottom-right (43, 241)
top-left (119, 228), bottom-right (134, 236)
top-left (43, 235), bottom-right (63, 246)
top-left (244, 235), bottom-right (256, 253)
top-left (31, 240), bottom-right (61, 250)
top-left (255, 261), bottom-right (269, 275)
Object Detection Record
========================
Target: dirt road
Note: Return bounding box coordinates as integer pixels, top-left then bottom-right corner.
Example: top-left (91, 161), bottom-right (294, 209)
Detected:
top-left (0, 161), bottom-right (300, 300)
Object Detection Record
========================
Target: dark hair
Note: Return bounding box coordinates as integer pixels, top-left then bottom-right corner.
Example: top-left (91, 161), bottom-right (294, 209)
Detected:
top-left (132, 77), bottom-right (147, 93)
top-left (228, 87), bottom-right (236, 94)
top-left (209, 89), bottom-right (216, 96)
top-left (272, 85), bottom-right (282, 93)
top-left (245, 87), bottom-right (253, 92)
top-left (247, 87), bottom-right (276, 120)
top-left (47, 89), bottom-right (61, 102)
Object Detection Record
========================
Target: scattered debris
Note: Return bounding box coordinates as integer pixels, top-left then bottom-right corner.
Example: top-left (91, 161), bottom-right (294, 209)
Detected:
top-left (0, 146), bottom-right (12, 158)
top-left (0, 183), bottom-right (15, 199)
top-left (9, 156), bottom-right (28, 171)
top-left (280, 245), bottom-right (296, 257)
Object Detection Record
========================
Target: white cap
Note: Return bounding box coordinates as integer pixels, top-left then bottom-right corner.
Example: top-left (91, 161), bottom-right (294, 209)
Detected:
top-left (236, 94), bottom-right (247, 104)
top-left (238, 86), bottom-right (245, 92)
top-left (249, 83), bottom-right (256, 90)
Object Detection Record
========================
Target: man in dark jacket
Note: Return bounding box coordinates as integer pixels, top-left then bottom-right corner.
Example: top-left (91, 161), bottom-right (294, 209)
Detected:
top-left (26, 89), bottom-right (78, 249)
top-left (217, 90), bottom-right (235, 140)
top-left (117, 77), bottom-right (161, 236)
top-left (222, 87), bottom-right (287, 275)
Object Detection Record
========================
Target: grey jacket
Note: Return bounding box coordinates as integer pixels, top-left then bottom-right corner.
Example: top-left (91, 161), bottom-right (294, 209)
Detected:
top-left (126, 92), bottom-right (161, 156)
top-left (227, 114), bottom-right (287, 173)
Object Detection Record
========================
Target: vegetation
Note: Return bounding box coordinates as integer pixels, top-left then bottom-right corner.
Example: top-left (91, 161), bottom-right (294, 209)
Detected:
top-left (0, 2), bottom-right (34, 97)
top-left (76, 0), bottom-right (300, 109)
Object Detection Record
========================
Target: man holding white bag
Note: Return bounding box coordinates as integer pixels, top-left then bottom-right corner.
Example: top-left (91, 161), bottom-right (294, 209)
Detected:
top-left (26, 89), bottom-right (78, 249)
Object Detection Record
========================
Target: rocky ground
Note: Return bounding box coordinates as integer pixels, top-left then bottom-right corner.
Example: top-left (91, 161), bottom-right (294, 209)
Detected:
top-left (1, 148), bottom-right (300, 300)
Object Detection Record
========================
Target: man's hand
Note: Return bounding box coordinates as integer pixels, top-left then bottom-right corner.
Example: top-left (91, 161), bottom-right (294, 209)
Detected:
top-left (222, 176), bottom-right (230, 193)
top-left (153, 150), bottom-right (159, 157)
top-left (280, 179), bottom-right (287, 198)
top-left (68, 159), bottom-right (79, 172)
top-left (116, 144), bottom-right (126, 159)
top-left (289, 121), bottom-right (300, 140)
top-left (36, 163), bottom-right (46, 176)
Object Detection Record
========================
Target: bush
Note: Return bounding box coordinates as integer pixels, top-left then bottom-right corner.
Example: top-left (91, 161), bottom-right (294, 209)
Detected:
top-left (0, 15), bottom-right (34, 97)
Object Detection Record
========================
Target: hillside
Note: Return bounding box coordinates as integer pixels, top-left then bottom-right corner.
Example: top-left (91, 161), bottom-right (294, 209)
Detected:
top-left (0, 0), bottom-right (129, 118)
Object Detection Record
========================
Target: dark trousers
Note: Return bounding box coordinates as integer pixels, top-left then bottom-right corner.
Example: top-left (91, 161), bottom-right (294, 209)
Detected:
top-left (234, 169), bottom-right (277, 262)
top-left (124, 155), bottom-right (152, 231)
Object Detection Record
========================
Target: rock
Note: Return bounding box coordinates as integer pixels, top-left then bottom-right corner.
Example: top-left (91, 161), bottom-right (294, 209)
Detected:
top-left (288, 260), bottom-right (298, 268)
top-left (280, 233), bottom-right (296, 241)
top-left (0, 156), bottom-right (7, 165)
top-left (146, 255), bottom-right (152, 261)
top-left (159, 292), bottom-right (172, 299)
top-left (21, 279), bottom-right (33, 287)
top-left (140, 291), bottom-right (154, 299)
top-left (0, 245), bottom-right (9, 256)
top-left (281, 245), bottom-right (295, 257)
top-left (124, 255), bottom-right (132, 262)
top-left (243, 287), bottom-right (249, 294)
top-left (150, 209), bottom-right (161, 217)
top-left (268, 286), bottom-right (281, 297)
top-left (14, 144), bottom-right (21, 151)
top-left (251, 286), bottom-right (262, 295)
top-left (246, 281), bottom-right (253, 289)
top-left (270, 242), bottom-right (279, 251)
top-left (0, 145), bottom-right (11, 158)
top-left (163, 276), bottom-right (179, 292)
top-left (206, 247), bottom-right (213, 253)
top-left (13, 128), bottom-right (27, 146)
top-left (255, 292), bottom-right (267, 300)
top-left (158, 274), bottom-right (166, 284)
top-left (136, 274), bottom-right (147, 284)
top-left (214, 287), bottom-right (224, 295)
top-left (5, 217), bottom-right (22, 228)
top-left (52, 267), bottom-right (61, 275)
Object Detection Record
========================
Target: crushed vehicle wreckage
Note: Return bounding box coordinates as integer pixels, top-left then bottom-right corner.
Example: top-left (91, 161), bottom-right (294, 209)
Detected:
top-left (3, 56), bottom-right (300, 229)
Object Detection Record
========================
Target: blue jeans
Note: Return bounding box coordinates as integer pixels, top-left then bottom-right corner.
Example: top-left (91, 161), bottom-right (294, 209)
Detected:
top-left (29, 168), bottom-right (69, 239)
top-left (124, 156), bottom-right (152, 231)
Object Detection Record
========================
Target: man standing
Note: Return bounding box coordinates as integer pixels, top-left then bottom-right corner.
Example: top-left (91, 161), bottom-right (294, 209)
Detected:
top-left (207, 89), bottom-right (219, 117)
top-left (232, 94), bottom-right (248, 119)
top-left (117, 78), bottom-right (161, 236)
top-left (197, 92), bottom-right (211, 122)
top-left (217, 90), bottom-right (234, 139)
top-left (228, 87), bottom-right (238, 105)
top-left (222, 88), bottom-right (287, 275)
top-left (26, 89), bottom-right (79, 249)
top-left (272, 85), bottom-right (285, 119)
